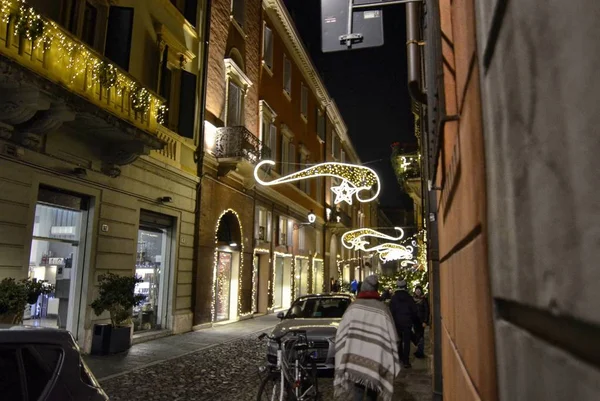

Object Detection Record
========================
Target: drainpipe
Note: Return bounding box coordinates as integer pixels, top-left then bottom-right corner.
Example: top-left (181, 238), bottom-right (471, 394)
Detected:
top-left (192, 0), bottom-right (212, 325)
top-left (406, 1), bottom-right (427, 104)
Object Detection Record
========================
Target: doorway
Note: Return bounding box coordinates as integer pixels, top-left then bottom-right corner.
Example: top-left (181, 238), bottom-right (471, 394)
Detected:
top-left (134, 211), bottom-right (173, 332)
top-left (294, 257), bottom-right (308, 298)
top-left (215, 251), bottom-right (232, 321)
top-left (27, 187), bottom-right (89, 340)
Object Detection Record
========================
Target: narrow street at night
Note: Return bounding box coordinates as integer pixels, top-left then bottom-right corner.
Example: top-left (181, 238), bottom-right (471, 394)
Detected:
top-left (86, 315), bottom-right (431, 401)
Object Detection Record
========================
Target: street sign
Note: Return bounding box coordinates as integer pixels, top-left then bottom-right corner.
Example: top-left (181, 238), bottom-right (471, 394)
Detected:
top-left (321, 0), bottom-right (384, 53)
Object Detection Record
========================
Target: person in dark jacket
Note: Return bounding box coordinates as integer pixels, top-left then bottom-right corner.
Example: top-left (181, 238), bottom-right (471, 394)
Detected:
top-left (413, 285), bottom-right (430, 358)
top-left (389, 279), bottom-right (420, 368)
top-left (380, 287), bottom-right (392, 302)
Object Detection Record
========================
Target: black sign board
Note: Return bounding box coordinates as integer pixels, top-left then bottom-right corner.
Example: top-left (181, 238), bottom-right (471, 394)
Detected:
top-left (321, 0), bottom-right (384, 53)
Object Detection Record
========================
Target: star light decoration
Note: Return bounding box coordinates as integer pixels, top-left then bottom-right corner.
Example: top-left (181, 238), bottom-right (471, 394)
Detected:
top-left (254, 161), bottom-right (380, 205)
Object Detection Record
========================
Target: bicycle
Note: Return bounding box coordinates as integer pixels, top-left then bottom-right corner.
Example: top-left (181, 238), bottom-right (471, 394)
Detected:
top-left (256, 330), bottom-right (321, 401)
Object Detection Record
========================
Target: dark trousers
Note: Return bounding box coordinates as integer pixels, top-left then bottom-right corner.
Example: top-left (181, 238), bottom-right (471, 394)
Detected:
top-left (354, 384), bottom-right (378, 401)
top-left (415, 325), bottom-right (425, 355)
top-left (398, 327), bottom-right (413, 365)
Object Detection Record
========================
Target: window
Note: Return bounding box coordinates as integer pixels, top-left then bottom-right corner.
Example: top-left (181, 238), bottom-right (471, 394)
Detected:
top-left (341, 149), bottom-right (346, 163)
top-left (0, 347), bottom-right (23, 400)
top-left (281, 135), bottom-right (290, 175)
top-left (316, 176), bottom-right (323, 203)
top-left (257, 208), bottom-right (268, 241)
top-left (224, 58), bottom-right (252, 127)
top-left (299, 152), bottom-right (309, 193)
top-left (316, 230), bottom-right (322, 254)
top-left (288, 141), bottom-right (296, 176)
top-left (81, 1), bottom-right (98, 47)
top-left (262, 25), bottom-right (274, 70)
top-left (332, 132), bottom-right (341, 159)
top-left (279, 217), bottom-right (288, 245)
top-left (259, 100), bottom-right (277, 160)
top-left (227, 81), bottom-right (243, 126)
top-left (301, 83), bottom-right (308, 120)
top-left (283, 55), bottom-right (292, 97)
top-left (299, 228), bottom-right (306, 250)
top-left (316, 109), bottom-right (325, 142)
top-left (232, 0), bottom-right (244, 28)
top-left (286, 297), bottom-right (351, 318)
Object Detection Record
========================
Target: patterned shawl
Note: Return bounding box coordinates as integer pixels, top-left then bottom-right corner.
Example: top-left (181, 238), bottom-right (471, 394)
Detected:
top-left (334, 296), bottom-right (401, 401)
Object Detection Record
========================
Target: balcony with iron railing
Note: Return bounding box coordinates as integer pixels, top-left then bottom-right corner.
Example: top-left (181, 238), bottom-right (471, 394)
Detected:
top-left (0, 0), bottom-right (170, 175)
top-left (215, 126), bottom-right (271, 163)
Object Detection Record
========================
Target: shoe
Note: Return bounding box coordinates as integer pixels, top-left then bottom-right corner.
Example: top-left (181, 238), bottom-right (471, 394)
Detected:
top-left (414, 352), bottom-right (426, 359)
top-left (403, 363), bottom-right (412, 369)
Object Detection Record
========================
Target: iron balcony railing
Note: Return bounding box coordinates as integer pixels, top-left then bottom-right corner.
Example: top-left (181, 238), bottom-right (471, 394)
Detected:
top-left (214, 126), bottom-right (271, 164)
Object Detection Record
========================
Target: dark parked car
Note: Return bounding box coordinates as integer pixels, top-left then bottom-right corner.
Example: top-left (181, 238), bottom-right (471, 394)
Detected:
top-left (0, 325), bottom-right (109, 400)
top-left (266, 293), bottom-right (353, 370)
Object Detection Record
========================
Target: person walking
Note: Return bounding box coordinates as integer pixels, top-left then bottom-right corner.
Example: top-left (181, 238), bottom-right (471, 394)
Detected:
top-left (413, 285), bottom-right (430, 358)
top-left (350, 278), bottom-right (358, 295)
top-left (389, 279), bottom-right (420, 368)
top-left (330, 277), bottom-right (337, 292)
top-left (380, 287), bottom-right (392, 302)
top-left (334, 275), bottom-right (400, 401)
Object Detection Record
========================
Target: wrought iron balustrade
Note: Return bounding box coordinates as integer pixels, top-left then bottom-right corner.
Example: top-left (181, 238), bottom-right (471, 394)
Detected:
top-left (215, 126), bottom-right (271, 164)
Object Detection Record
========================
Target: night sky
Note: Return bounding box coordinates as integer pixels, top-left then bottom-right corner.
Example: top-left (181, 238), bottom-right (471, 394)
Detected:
top-left (284, 0), bottom-right (415, 209)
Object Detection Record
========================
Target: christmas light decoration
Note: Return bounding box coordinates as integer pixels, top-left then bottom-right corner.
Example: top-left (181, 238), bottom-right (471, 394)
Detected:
top-left (0, 0), bottom-right (165, 124)
top-left (211, 209), bottom-right (245, 322)
top-left (341, 227), bottom-right (405, 251)
top-left (373, 243), bottom-right (415, 263)
top-left (254, 160), bottom-right (380, 205)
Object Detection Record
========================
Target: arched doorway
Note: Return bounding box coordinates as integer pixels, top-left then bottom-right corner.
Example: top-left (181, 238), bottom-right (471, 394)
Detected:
top-left (213, 210), bottom-right (242, 322)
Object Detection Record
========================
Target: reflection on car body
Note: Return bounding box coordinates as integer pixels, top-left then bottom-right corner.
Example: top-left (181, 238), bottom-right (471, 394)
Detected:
top-left (266, 293), bottom-right (354, 370)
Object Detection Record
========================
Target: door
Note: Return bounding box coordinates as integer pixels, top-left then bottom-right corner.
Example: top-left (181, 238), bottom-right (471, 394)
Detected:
top-left (273, 256), bottom-right (284, 308)
top-left (253, 255), bottom-right (259, 313)
top-left (28, 188), bottom-right (89, 340)
top-left (215, 251), bottom-right (232, 321)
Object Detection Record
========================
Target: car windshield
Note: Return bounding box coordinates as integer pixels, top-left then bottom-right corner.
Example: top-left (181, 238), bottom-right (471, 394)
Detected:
top-left (286, 297), bottom-right (351, 319)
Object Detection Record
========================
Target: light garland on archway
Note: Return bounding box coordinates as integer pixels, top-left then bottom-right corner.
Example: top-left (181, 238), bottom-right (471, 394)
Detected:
top-left (341, 227), bottom-right (405, 251)
top-left (211, 208), bottom-right (245, 322)
top-left (254, 160), bottom-right (380, 205)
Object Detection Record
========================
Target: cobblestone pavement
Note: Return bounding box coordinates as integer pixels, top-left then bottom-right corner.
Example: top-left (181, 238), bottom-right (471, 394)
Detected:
top-left (100, 329), bottom-right (432, 401)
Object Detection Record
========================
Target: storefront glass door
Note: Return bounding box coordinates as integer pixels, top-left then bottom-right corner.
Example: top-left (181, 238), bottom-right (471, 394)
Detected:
top-left (313, 260), bottom-right (324, 294)
top-left (295, 258), bottom-right (308, 298)
top-left (215, 251), bottom-right (232, 321)
top-left (29, 202), bottom-right (86, 335)
top-left (273, 256), bottom-right (284, 308)
top-left (134, 226), bottom-right (170, 332)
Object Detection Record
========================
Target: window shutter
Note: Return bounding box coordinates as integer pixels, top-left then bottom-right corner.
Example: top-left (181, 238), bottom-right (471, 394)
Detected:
top-left (267, 211), bottom-right (272, 241)
top-left (283, 57), bottom-right (291, 93)
top-left (317, 112), bottom-right (325, 141)
top-left (264, 26), bottom-right (273, 68)
top-left (227, 82), bottom-right (242, 126)
top-left (178, 70), bottom-right (197, 139)
top-left (104, 6), bottom-right (134, 71)
top-left (269, 124), bottom-right (277, 160)
top-left (289, 143), bottom-right (296, 173)
top-left (184, 0), bottom-right (198, 26)
top-left (301, 85), bottom-right (308, 117)
top-left (233, 0), bottom-right (244, 27)
top-left (159, 45), bottom-right (169, 96)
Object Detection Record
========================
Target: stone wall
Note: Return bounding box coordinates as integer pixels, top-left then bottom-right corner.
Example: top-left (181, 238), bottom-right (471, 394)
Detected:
top-left (476, 0), bottom-right (600, 399)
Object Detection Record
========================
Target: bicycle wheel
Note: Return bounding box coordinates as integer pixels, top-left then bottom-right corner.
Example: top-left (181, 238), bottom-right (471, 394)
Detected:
top-left (257, 373), bottom-right (296, 401)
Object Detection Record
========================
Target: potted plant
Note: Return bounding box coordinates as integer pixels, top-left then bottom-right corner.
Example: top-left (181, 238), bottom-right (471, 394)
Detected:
top-left (24, 278), bottom-right (55, 305)
top-left (0, 278), bottom-right (27, 324)
top-left (90, 272), bottom-right (144, 354)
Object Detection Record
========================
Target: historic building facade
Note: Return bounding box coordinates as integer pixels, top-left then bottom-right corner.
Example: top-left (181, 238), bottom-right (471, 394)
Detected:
top-left (0, 0), bottom-right (207, 351)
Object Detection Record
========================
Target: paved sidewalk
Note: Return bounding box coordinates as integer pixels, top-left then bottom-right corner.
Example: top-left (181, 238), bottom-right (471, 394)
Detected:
top-left (84, 314), bottom-right (280, 381)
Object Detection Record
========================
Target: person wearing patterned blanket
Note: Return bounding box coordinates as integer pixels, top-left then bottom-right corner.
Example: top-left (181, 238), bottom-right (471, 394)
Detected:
top-left (334, 275), bottom-right (401, 401)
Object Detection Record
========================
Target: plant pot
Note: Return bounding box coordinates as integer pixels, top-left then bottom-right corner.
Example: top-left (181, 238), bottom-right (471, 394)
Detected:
top-left (0, 313), bottom-right (18, 324)
top-left (91, 324), bottom-right (132, 355)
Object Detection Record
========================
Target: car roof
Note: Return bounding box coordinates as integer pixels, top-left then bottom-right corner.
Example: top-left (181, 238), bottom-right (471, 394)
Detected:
top-left (0, 325), bottom-right (75, 345)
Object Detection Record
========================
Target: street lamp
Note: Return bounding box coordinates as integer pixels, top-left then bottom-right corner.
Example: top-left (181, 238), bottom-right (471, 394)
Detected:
top-left (307, 210), bottom-right (316, 224)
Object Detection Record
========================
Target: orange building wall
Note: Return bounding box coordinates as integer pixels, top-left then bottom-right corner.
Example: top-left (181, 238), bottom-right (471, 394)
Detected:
top-left (435, 0), bottom-right (498, 399)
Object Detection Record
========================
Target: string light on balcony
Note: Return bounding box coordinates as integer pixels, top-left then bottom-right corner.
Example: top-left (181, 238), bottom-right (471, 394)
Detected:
top-left (0, 0), bottom-right (166, 124)
top-left (254, 160), bottom-right (380, 205)
top-left (341, 227), bottom-right (405, 251)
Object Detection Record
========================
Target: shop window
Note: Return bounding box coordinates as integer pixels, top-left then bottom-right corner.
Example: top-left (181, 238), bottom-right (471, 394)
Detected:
top-left (29, 195), bottom-right (87, 334)
top-left (273, 256), bottom-right (284, 308)
top-left (134, 211), bottom-right (173, 332)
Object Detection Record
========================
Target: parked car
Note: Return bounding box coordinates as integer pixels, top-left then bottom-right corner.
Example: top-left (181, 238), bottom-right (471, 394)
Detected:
top-left (266, 293), bottom-right (354, 370)
top-left (0, 325), bottom-right (109, 400)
